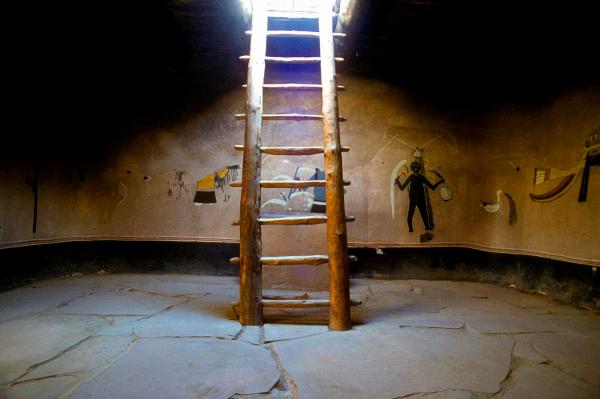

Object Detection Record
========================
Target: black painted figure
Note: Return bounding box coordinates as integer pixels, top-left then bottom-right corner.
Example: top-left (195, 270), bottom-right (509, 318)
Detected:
top-left (395, 161), bottom-right (445, 232)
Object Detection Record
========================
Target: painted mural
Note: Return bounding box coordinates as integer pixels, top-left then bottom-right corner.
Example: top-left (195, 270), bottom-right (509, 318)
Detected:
top-left (103, 165), bottom-right (241, 209)
top-left (530, 127), bottom-right (599, 202)
top-left (167, 170), bottom-right (190, 200)
top-left (135, 169), bottom-right (190, 203)
top-left (391, 148), bottom-right (446, 233)
top-left (481, 190), bottom-right (518, 226)
top-left (25, 162), bottom-right (39, 233)
top-left (193, 165), bottom-right (240, 204)
top-left (261, 166), bottom-right (326, 213)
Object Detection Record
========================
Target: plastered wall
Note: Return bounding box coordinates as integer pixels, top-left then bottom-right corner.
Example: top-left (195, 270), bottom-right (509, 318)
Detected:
top-left (1, 75), bottom-right (598, 290)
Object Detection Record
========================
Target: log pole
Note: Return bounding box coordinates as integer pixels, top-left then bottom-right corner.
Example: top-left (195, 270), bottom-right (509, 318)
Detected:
top-left (319, 2), bottom-right (351, 331)
top-left (238, 0), bottom-right (267, 326)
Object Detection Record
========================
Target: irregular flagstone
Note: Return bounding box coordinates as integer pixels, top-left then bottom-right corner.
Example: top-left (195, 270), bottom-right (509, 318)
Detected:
top-left (352, 294), bottom-right (447, 331)
top-left (501, 362), bottom-right (600, 399)
top-left (399, 300), bottom-right (446, 313)
top-left (0, 285), bottom-right (92, 323)
top-left (352, 301), bottom-right (404, 329)
top-left (0, 316), bottom-right (108, 385)
top-left (1, 376), bottom-right (79, 399)
top-left (357, 293), bottom-right (445, 313)
top-left (237, 326), bottom-right (262, 345)
top-left (31, 273), bottom-right (162, 289)
top-left (397, 314), bottom-right (465, 329)
top-left (154, 274), bottom-right (238, 287)
top-left (264, 324), bottom-right (329, 343)
top-left (98, 272), bottom-right (238, 298)
top-left (44, 289), bottom-right (184, 316)
top-left (19, 335), bottom-right (134, 382)
top-left (273, 328), bottom-right (513, 399)
top-left (517, 333), bottom-right (600, 386)
top-left (150, 275), bottom-right (239, 297)
top-left (348, 279), bottom-right (373, 298)
top-left (134, 295), bottom-right (241, 338)
top-left (124, 281), bottom-right (214, 298)
top-left (443, 299), bottom-right (559, 334)
top-left (362, 279), bottom-right (414, 295)
top-left (513, 341), bottom-right (547, 364)
top-left (1, 275), bottom-right (599, 398)
top-left (547, 313), bottom-right (600, 336)
top-left (405, 280), bottom-right (490, 299)
top-left (69, 338), bottom-right (280, 399)
top-left (419, 390), bottom-right (473, 399)
top-left (460, 283), bottom-right (587, 316)
top-left (96, 316), bottom-right (144, 336)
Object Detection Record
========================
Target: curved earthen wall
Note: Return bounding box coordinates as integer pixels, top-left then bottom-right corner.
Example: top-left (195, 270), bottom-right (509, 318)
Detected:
top-left (1, 76), bottom-right (598, 289)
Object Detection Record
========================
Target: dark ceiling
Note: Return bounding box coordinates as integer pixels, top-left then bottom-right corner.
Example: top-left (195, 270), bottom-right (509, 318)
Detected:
top-left (6, 0), bottom-right (598, 156)
top-left (348, 0), bottom-right (598, 101)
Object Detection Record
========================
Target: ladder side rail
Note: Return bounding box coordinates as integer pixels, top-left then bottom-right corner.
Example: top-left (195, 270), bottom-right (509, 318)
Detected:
top-left (319, 2), bottom-right (351, 331)
top-left (239, 0), bottom-right (268, 326)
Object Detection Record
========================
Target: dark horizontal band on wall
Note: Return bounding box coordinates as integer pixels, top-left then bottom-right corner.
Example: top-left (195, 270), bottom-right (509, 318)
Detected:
top-left (1, 236), bottom-right (598, 267)
top-left (0, 236), bottom-right (240, 249)
top-left (1, 240), bottom-right (598, 311)
top-left (347, 241), bottom-right (600, 268)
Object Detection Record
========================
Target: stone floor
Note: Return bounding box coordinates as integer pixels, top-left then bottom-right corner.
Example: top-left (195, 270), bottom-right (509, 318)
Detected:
top-left (0, 274), bottom-right (599, 399)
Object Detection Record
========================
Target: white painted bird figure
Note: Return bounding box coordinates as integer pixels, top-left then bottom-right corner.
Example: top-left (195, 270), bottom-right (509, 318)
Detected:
top-left (481, 190), bottom-right (518, 226)
top-left (480, 190), bottom-right (503, 213)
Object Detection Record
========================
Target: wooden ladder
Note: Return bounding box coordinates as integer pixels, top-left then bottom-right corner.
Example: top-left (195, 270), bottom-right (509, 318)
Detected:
top-left (231, 0), bottom-right (357, 331)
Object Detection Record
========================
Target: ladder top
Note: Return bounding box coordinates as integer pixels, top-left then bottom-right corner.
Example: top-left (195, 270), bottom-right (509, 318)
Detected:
top-left (242, 83), bottom-right (346, 91)
top-left (239, 55), bottom-right (344, 63)
top-left (245, 30), bottom-right (346, 38)
top-left (267, 11), bottom-right (338, 19)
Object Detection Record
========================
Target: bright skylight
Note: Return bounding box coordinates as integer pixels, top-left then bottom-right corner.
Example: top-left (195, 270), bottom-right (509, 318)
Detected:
top-left (266, 0), bottom-right (322, 12)
top-left (240, 0), bottom-right (332, 15)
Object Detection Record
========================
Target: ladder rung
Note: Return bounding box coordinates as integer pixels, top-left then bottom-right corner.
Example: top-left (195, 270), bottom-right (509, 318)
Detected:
top-left (231, 213), bottom-right (355, 226)
top-left (263, 299), bottom-right (328, 308)
top-left (245, 30), bottom-right (346, 38)
top-left (261, 299), bottom-right (362, 308)
top-left (231, 298), bottom-right (361, 308)
top-left (235, 113), bottom-right (319, 121)
top-left (233, 145), bottom-right (350, 155)
top-left (230, 180), bottom-right (350, 188)
top-left (242, 83), bottom-right (346, 91)
top-left (263, 255), bottom-right (328, 265)
top-left (260, 214), bottom-right (355, 225)
top-left (263, 293), bottom-right (309, 300)
top-left (240, 55), bottom-right (344, 63)
top-left (229, 255), bottom-right (358, 265)
top-left (232, 214), bottom-right (324, 226)
top-left (261, 214), bottom-right (326, 225)
top-left (235, 113), bottom-right (346, 122)
top-left (267, 11), bottom-right (338, 19)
